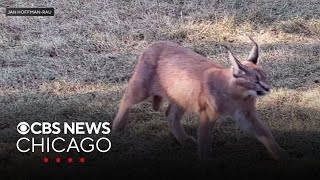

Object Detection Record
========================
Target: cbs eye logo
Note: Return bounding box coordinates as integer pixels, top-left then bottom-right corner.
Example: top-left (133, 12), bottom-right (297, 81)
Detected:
top-left (17, 122), bottom-right (30, 135)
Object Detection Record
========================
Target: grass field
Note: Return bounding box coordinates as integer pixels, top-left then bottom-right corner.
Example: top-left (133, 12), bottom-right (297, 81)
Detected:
top-left (0, 0), bottom-right (320, 177)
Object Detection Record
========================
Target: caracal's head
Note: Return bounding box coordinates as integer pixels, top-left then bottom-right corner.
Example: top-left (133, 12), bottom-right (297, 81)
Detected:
top-left (226, 37), bottom-right (271, 98)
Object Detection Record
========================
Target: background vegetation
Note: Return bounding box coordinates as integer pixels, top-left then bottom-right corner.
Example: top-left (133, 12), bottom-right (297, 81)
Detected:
top-left (0, 0), bottom-right (319, 177)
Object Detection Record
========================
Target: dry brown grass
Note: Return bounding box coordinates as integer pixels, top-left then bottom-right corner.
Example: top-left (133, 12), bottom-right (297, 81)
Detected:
top-left (0, 0), bottom-right (320, 177)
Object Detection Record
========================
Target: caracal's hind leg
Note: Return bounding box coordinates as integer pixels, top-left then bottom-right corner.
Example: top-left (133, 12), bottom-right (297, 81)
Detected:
top-left (112, 79), bottom-right (149, 131)
top-left (166, 103), bottom-right (197, 146)
top-left (152, 95), bottom-right (163, 111)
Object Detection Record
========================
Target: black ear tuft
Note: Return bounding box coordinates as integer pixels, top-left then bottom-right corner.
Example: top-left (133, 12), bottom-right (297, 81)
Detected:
top-left (222, 45), bottom-right (248, 77)
top-left (247, 36), bottom-right (259, 64)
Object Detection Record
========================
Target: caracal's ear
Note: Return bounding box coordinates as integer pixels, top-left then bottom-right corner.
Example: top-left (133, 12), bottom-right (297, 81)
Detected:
top-left (247, 36), bottom-right (259, 64)
top-left (223, 45), bottom-right (247, 77)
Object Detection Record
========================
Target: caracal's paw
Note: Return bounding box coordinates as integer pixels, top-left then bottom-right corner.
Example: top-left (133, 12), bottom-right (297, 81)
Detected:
top-left (182, 136), bottom-right (198, 148)
top-left (273, 148), bottom-right (289, 161)
top-left (111, 120), bottom-right (126, 132)
top-left (278, 149), bottom-right (289, 160)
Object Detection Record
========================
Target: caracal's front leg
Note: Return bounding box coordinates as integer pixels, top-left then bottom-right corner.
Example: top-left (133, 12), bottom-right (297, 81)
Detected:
top-left (166, 104), bottom-right (197, 146)
top-left (234, 110), bottom-right (288, 160)
top-left (198, 108), bottom-right (219, 160)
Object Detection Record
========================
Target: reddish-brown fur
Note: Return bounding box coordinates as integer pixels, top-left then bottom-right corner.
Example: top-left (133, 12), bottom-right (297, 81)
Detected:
top-left (112, 38), bottom-right (288, 160)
